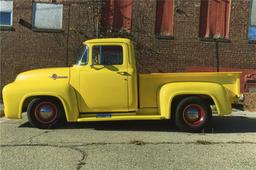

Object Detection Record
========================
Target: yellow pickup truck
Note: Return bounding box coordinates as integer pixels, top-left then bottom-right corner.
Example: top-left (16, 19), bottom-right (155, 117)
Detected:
top-left (2, 38), bottom-right (243, 131)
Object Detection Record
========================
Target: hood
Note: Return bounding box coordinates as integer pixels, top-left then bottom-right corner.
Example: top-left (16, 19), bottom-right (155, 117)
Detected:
top-left (15, 67), bottom-right (70, 82)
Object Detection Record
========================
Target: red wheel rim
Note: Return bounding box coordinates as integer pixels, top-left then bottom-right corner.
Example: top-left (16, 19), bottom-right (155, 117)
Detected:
top-left (182, 104), bottom-right (206, 127)
top-left (34, 102), bottom-right (58, 124)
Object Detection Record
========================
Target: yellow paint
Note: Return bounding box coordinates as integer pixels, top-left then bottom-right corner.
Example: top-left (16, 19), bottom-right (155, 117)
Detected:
top-left (2, 67), bottom-right (79, 121)
top-left (158, 82), bottom-right (232, 118)
top-left (75, 43), bottom-right (129, 112)
top-left (79, 112), bottom-right (137, 118)
top-left (77, 115), bottom-right (165, 122)
top-left (2, 38), bottom-right (241, 122)
top-left (139, 72), bottom-right (240, 117)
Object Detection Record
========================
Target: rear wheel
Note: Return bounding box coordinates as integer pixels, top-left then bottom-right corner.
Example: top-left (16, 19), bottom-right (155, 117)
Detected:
top-left (27, 98), bottom-right (62, 129)
top-left (175, 96), bottom-right (212, 132)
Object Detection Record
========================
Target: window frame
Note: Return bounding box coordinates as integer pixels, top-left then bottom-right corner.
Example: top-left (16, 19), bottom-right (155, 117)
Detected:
top-left (0, 0), bottom-right (13, 30)
top-left (31, 2), bottom-right (64, 32)
top-left (248, 0), bottom-right (256, 43)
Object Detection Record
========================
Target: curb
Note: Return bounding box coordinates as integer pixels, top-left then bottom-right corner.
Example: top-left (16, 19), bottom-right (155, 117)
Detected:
top-left (0, 104), bottom-right (4, 117)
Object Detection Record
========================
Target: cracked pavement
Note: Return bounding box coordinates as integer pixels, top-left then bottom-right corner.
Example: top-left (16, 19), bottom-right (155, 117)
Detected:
top-left (1, 111), bottom-right (256, 170)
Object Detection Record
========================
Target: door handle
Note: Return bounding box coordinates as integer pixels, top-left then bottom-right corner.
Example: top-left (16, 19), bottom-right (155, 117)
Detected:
top-left (117, 71), bottom-right (129, 76)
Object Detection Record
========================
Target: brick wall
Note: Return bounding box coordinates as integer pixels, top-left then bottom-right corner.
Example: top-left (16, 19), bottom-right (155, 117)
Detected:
top-left (1, 0), bottom-right (256, 100)
top-left (131, 0), bottom-right (256, 73)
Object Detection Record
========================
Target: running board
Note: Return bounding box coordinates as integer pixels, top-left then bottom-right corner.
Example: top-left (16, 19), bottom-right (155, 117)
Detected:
top-left (77, 115), bottom-right (165, 122)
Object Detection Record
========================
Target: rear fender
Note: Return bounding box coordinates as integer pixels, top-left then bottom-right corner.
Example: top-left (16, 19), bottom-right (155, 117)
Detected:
top-left (158, 82), bottom-right (232, 119)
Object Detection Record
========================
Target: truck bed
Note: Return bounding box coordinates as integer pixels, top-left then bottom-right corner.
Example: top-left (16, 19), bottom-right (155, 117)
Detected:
top-left (139, 72), bottom-right (241, 108)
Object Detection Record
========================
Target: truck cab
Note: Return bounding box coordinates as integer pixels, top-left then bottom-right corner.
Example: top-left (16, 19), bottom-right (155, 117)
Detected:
top-left (71, 38), bottom-right (138, 113)
top-left (2, 38), bottom-right (242, 132)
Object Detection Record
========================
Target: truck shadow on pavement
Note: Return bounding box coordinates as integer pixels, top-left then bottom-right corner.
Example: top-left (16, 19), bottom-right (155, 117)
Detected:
top-left (19, 116), bottom-right (256, 133)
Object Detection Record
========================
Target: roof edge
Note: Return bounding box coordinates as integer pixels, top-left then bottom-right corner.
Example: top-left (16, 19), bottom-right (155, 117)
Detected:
top-left (84, 38), bottom-right (131, 44)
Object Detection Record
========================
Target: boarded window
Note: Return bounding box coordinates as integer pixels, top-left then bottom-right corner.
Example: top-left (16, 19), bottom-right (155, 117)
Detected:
top-left (102, 0), bottom-right (132, 32)
top-left (0, 0), bottom-right (13, 26)
top-left (199, 0), bottom-right (231, 39)
top-left (155, 0), bottom-right (174, 36)
top-left (32, 3), bottom-right (63, 30)
top-left (249, 0), bottom-right (256, 40)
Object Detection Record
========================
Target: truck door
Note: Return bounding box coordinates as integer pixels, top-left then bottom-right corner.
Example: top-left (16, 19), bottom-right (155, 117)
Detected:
top-left (79, 44), bottom-right (129, 112)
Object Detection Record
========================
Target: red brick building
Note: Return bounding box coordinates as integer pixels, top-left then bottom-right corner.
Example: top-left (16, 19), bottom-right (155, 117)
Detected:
top-left (0, 0), bottom-right (256, 102)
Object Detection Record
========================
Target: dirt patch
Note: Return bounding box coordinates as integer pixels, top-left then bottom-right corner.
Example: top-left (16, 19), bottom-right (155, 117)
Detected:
top-left (129, 140), bottom-right (146, 145)
top-left (194, 140), bottom-right (217, 145)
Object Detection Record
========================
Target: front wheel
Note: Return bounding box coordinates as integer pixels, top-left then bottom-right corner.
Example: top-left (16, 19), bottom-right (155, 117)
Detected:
top-left (27, 98), bottom-right (62, 129)
top-left (175, 96), bottom-right (212, 132)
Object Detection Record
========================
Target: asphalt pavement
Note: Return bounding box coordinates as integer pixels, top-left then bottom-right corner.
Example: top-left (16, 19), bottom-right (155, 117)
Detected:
top-left (1, 111), bottom-right (256, 170)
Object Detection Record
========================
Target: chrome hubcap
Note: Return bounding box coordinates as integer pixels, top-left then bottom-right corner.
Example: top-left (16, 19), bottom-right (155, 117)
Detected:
top-left (185, 108), bottom-right (200, 121)
top-left (38, 106), bottom-right (54, 120)
top-left (183, 104), bottom-right (206, 127)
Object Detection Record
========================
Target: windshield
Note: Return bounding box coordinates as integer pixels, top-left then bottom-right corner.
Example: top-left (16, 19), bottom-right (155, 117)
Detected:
top-left (76, 45), bottom-right (88, 65)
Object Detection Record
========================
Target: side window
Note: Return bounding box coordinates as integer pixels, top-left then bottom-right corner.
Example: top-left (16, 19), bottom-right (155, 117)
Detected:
top-left (249, 0), bottom-right (256, 41)
top-left (92, 46), bottom-right (123, 65)
top-left (77, 45), bottom-right (88, 65)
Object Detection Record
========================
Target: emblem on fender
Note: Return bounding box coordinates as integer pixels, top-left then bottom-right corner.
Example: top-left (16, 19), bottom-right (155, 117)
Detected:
top-left (49, 74), bottom-right (68, 80)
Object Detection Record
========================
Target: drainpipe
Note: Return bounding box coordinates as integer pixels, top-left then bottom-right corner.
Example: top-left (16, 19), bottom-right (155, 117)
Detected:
top-left (215, 41), bottom-right (220, 72)
top-left (66, 3), bottom-right (71, 66)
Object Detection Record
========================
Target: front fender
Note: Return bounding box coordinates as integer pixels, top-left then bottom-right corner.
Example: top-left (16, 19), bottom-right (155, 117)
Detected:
top-left (3, 82), bottom-right (79, 122)
top-left (158, 82), bottom-right (232, 119)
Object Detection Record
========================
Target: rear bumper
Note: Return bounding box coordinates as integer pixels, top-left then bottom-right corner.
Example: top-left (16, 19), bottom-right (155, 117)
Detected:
top-left (231, 94), bottom-right (244, 111)
top-left (238, 94), bottom-right (245, 102)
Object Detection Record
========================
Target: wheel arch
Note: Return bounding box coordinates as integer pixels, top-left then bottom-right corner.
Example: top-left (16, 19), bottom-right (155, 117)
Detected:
top-left (158, 82), bottom-right (232, 119)
top-left (20, 93), bottom-right (77, 122)
top-left (22, 95), bottom-right (65, 118)
top-left (170, 94), bottom-right (215, 120)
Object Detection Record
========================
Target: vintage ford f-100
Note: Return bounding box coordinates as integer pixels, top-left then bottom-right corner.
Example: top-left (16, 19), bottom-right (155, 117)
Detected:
top-left (2, 38), bottom-right (243, 131)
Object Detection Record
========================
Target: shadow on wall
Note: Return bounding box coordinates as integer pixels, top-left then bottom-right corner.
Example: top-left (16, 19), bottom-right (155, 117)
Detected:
top-left (19, 115), bottom-right (256, 133)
